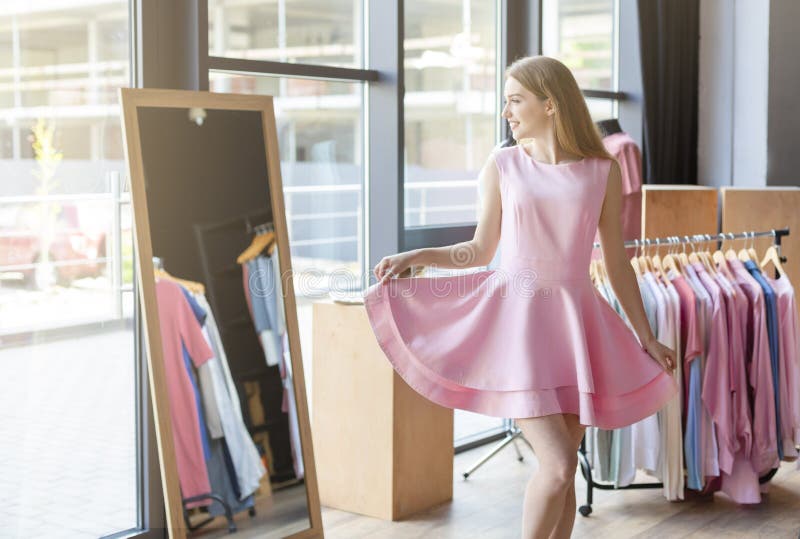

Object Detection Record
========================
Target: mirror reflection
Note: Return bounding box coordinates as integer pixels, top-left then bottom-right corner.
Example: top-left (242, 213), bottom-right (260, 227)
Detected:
top-left (137, 106), bottom-right (309, 536)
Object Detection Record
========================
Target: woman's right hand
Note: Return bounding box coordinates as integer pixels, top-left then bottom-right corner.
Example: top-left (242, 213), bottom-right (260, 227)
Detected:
top-left (373, 252), bottom-right (416, 284)
top-left (642, 335), bottom-right (677, 373)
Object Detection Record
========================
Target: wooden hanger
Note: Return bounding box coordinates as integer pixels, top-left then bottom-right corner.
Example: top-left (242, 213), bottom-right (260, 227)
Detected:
top-left (650, 238), bottom-right (671, 283)
top-left (237, 230), bottom-right (275, 264)
top-left (737, 231), bottom-right (755, 262)
top-left (699, 234), bottom-right (718, 276)
top-left (630, 240), bottom-right (642, 279)
top-left (661, 236), bottom-right (682, 278)
top-left (590, 259), bottom-right (600, 286)
top-left (747, 231), bottom-right (759, 261)
top-left (759, 230), bottom-right (787, 278)
top-left (677, 235), bottom-right (692, 269)
top-left (714, 232), bottom-right (737, 276)
top-left (154, 267), bottom-right (206, 295)
top-left (638, 239), bottom-right (655, 274)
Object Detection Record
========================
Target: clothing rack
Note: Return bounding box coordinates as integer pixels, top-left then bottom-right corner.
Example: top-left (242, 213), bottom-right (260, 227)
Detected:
top-left (578, 227), bottom-right (790, 517)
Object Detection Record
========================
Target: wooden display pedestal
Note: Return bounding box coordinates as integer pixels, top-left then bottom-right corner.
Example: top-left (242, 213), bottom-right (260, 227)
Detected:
top-left (311, 299), bottom-right (454, 521)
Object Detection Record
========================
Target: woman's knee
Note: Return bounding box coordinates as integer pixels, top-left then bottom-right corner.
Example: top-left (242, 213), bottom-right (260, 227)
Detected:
top-left (537, 453), bottom-right (578, 489)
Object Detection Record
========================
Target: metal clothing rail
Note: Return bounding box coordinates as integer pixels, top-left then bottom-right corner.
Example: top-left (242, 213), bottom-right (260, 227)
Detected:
top-left (592, 227), bottom-right (790, 252)
top-left (578, 227), bottom-right (790, 517)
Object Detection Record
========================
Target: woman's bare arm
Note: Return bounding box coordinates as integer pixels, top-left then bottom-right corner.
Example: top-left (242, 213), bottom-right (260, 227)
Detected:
top-left (597, 160), bottom-right (653, 344)
top-left (410, 152), bottom-right (502, 269)
top-left (597, 160), bottom-right (675, 372)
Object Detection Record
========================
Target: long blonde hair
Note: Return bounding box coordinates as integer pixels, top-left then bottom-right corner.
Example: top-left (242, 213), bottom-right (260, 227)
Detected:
top-left (505, 55), bottom-right (615, 161)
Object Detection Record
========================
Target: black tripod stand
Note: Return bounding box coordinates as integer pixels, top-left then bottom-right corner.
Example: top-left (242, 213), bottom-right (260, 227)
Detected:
top-left (462, 418), bottom-right (533, 479)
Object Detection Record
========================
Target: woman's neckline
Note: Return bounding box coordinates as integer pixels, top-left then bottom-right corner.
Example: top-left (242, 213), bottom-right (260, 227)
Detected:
top-left (517, 143), bottom-right (585, 166)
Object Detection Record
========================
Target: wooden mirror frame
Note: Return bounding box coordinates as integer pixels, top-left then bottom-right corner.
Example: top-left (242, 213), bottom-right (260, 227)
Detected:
top-left (118, 88), bottom-right (323, 538)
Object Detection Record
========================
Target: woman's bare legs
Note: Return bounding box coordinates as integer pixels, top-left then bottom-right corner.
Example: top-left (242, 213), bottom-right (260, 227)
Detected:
top-left (547, 414), bottom-right (585, 539)
top-left (515, 413), bottom-right (585, 539)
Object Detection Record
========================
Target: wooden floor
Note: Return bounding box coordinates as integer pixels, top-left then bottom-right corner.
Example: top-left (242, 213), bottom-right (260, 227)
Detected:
top-left (320, 441), bottom-right (800, 539)
top-left (186, 439), bottom-right (800, 538)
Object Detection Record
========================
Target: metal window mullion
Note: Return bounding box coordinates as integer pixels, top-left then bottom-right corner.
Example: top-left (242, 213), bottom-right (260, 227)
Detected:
top-left (207, 56), bottom-right (378, 82)
top-left (366, 0), bottom-right (403, 286)
top-left (617, 0), bottom-right (644, 147)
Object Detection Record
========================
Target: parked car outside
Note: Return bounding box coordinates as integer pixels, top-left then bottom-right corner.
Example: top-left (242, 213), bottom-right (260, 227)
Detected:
top-left (0, 202), bottom-right (106, 289)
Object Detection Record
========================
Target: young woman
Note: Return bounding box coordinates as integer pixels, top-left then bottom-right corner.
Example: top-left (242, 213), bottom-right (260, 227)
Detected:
top-left (362, 55), bottom-right (678, 539)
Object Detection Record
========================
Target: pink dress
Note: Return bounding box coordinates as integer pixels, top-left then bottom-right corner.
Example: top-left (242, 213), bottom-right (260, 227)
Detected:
top-left (362, 145), bottom-right (678, 428)
top-left (155, 279), bottom-right (214, 506)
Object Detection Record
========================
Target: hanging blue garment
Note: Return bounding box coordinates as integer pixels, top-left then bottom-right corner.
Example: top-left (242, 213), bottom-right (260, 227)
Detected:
top-left (744, 260), bottom-right (783, 461)
top-left (685, 359), bottom-right (703, 489)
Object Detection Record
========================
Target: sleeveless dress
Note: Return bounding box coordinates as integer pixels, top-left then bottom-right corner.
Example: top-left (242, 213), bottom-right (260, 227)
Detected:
top-left (361, 144), bottom-right (678, 429)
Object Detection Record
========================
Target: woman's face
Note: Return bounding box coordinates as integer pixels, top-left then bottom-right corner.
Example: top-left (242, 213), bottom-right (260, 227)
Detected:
top-left (501, 76), bottom-right (553, 140)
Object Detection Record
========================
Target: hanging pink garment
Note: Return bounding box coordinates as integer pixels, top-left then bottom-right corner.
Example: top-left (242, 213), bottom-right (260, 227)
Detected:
top-left (362, 145), bottom-right (677, 428)
top-left (693, 262), bottom-right (735, 475)
top-left (713, 258), bottom-right (758, 503)
top-left (728, 258), bottom-right (779, 474)
top-left (722, 258), bottom-right (778, 504)
top-left (155, 279), bottom-right (214, 507)
top-left (591, 132), bottom-right (643, 261)
top-left (764, 272), bottom-right (800, 459)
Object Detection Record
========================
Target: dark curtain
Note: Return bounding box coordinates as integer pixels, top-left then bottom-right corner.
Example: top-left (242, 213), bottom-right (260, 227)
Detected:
top-left (637, 0), bottom-right (699, 184)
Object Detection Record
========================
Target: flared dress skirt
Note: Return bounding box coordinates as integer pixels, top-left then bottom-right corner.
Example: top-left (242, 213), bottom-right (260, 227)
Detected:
top-left (362, 146), bottom-right (678, 429)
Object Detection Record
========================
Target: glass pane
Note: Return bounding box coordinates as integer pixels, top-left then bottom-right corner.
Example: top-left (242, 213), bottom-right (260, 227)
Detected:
top-left (208, 0), bottom-right (363, 69)
top-left (541, 0), bottom-right (616, 91)
top-left (0, 3), bottom-right (138, 537)
top-left (404, 0), bottom-right (498, 228)
top-left (404, 0), bottom-right (503, 442)
top-left (209, 72), bottom-right (365, 410)
top-left (585, 97), bottom-right (616, 122)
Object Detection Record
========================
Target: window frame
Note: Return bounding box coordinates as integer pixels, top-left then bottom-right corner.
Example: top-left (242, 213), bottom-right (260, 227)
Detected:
top-left (405, 0), bottom-right (643, 253)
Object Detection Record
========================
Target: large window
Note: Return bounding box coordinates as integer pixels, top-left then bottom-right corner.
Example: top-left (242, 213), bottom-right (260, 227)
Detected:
top-left (207, 1), bottom-right (367, 415)
top-left (209, 0), bottom-right (363, 69)
top-left (0, 1), bottom-right (139, 537)
top-left (542, 0), bottom-right (619, 121)
top-left (403, 0), bottom-right (503, 446)
top-left (403, 0), bottom-right (498, 228)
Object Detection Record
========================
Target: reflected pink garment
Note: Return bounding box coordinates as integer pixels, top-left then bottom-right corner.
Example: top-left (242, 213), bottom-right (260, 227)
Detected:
top-left (764, 273), bottom-right (800, 458)
top-left (362, 145), bottom-right (677, 428)
top-left (155, 279), bottom-right (214, 506)
top-left (591, 132), bottom-right (642, 261)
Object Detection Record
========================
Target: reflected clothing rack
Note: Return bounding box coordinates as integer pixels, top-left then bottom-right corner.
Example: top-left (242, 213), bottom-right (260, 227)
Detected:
top-left (193, 211), bottom-right (299, 484)
top-left (578, 227), bottom-right (790, 516)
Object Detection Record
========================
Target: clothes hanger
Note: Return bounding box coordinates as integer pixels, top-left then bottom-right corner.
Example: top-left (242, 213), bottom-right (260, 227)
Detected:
top-left (650, 238), bottom-right (671, 283)
top-left (595, 254), bottom-right (610, 287)
top-left (759, 229), bottom-right (787, 278)
top-left (237, 223), bottom-right (276, 264)
top-left (723, 231), bottom-right (740, 264)
top-left (638, 238), bottom-right (654, 275)
top-left (630, 239), bottom-right (642, 279)
top-left (590, 259), bottom-right (603, 287)
top-left (712, 231), bottom-right (730, 268)
top-left (676, 235), bottom-right (691, 269)
top-left (154, 267), bottom-right (206, 295)
top-left (747, 230), bottom-right (759, 261)
top-left (700, 234), bottom-right (719, 276)
top-left (661, 236), bottom-right (682, 278)
top-left (687, 234), bottom-right (703, 266)
top-left (738, 231), bottom-right (754, 262)
top-left (713, 232), bottom-right (739, 288)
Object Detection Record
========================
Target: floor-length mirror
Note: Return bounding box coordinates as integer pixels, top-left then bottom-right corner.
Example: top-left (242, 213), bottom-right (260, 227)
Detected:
top-left (120, 89), bottom-right (322, 538)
